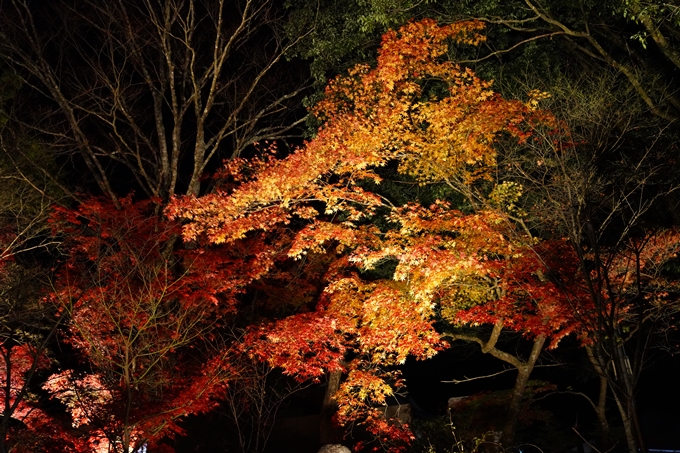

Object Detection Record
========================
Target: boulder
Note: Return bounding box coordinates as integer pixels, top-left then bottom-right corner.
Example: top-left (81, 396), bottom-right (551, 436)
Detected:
top-left (318, 444), bottom-right (351, 453)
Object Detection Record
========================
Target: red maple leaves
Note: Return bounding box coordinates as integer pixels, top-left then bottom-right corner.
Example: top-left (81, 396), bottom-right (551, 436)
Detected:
top-left (40, 196), bottom-right (249, 452)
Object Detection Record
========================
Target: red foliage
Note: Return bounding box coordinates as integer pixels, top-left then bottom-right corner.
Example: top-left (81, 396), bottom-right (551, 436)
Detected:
top-left (451, 239), bottom-right (590, 347)
top-left (43, 195), bottom-right (252, 452)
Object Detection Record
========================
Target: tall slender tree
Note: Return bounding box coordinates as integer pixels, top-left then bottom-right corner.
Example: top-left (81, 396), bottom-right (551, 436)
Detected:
top-left (0, 0), bottom-right (313, 202)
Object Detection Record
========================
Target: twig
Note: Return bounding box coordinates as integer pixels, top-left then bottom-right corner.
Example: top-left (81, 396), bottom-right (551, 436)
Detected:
top-left (442, 364), bottom-right (561, 384)
top-left (456, 32), bottom-right (565, 64)
top-left (572, 427), bottom-right (607, 453)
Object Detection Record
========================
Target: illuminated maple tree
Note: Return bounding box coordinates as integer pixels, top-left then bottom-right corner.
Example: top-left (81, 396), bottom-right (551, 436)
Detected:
top-left (0, 258), bottom-right (87, 453)
top-left (497, 78), bottom-right (680, 451)
top-left (539, 230), bottom-right (680, 451)
top-left (0, 195), bottom-right (68, 452)
top-left (42, 195), bottom-right (284, 452)
top-left (364, 206), bottom-right (584, 445)
top-left (0, 342), bottom-right (70, 453)
top-left (168, 18), bottom-right (562, 450)
top-left (0, 1), bottom-right (675, 451)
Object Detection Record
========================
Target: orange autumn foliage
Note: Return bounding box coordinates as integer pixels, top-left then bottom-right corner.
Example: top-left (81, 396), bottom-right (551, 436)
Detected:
top-left (168, 18), bottom-right (561, 450)
top-left (168, 19), bottom-right (552, 244)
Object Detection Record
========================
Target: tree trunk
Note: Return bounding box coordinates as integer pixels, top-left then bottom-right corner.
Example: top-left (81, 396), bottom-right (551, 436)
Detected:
top-left (588, 343), bottom-right (645, 453)
top-left (595, 374), bottom-right (611, 449)
top-left (500, 335), bottom-right (546, 446)
top-left (449, 322), bottom-right (547, 449)
top-left (320, 370), bottom-right (343, 444)
top-left (585, 346), bottom-right (612, 450)
top-left (613, 345), bottom-right (646, 453)
top-left (612, 390), bottom-right (637, 453)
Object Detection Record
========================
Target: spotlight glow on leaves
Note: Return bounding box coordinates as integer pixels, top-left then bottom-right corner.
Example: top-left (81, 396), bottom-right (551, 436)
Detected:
top-left (168, 19), bottom-right (561, 450)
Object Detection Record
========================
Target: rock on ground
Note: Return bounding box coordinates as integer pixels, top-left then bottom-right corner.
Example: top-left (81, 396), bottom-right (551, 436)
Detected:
top-left (318, 444), bottom-right (351, 453)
